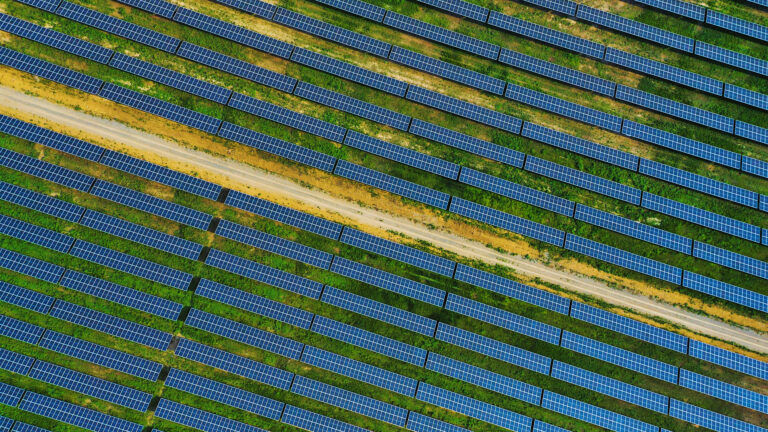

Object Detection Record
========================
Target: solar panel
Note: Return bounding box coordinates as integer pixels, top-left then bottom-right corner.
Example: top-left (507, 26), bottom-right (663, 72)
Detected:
top-left (214, 218), bottom-right (333, 268)
top-left (689, 339), bottom-right (767, 380)
top-left (633, 0), bottom-right (706, 21)
top-left (435, 323), bottom-right (552, 374)
top-left (695, 42), bottom-right (768, 77)
top-left (669, 398), bottom-right (766, 432)
top-left (499, 49), bottom-right (615, 96)
top-left (0, 382), bottom-right (22, 406)
top-left (525, 156), bottom-right (642, 205)
top-left (0, 247), bottom-right (65, 284)
top-left (679, 368), bottom-right (767, 414)
top-left (98, 83), bottom-right (222, 135)
top-left (9, 422), bottom-right (46, 432)
top-left (195, 278), bottom-right (314, 329)
top-left (406, 411), bottom-right (469, 432)
top-left (16, 0), bottom-right (62, 13)
top-left (60, 270), bottom-right (183, 320)
top-left (450, 197), bottom-right (567, 246)
top-left (560, 331), bottom-right (678, 383)
top-left (0, 147), bottom-right (95, 192)
top-left (581, 5), bottom-right (696, 52)
top-left (70, 240), bottom-right (193, 290)
top-left (532, 420), bottom-right (571, 432)
top-left (0, 214), bottom-right (74, 253)
top-left (90, 180), bottom-right (212, 230)
top-left (446, 294), bottom-right (562, 345)
top-left (301, 345), bottom-right (419, 396)
top-left (426, 352), bottom-right (542, 405)
top-left (282, 404), bottom-right (370, 432)
top-left (407, 86), bottom-right (522, 133)
top-left (204, 248), bottom-right (324, 299)
top-left (541, 391), bottom-right (658, 432)
top-left (112, 0), bottom-right (178, 18)
top-left (682, 271), bottom-right (768, 313)
top-left (0, 114), bottom-right (104, 161)
top-left (227, 92), bottom-right (346, 143)
top-left (311, 315), bottom-right (428, 366)
top-left (214, 0), bottom-right (277, 20)
top-left (459, 167), bottom-right (576, 217)
top-left (174, 338), bottom-right (294, 389)
top-left (56, 1), bottom-right (181, 52)
top-left (416, 382), bottom-right (533, 432)
top-left (294, 82), bottom-right (410, 131)
top-left (521, 0), bottom-right (577, 14)
top-left (172, 7), bottom-right (293, 59)
top-left (748, 0), bottom-right (768, 7)
top-left (291, 375), bottom-right (408, 426)
top-left (0, 46), bottom-right (104, 94)
top-left (321, 285), bottom-right (437, 336)
top-left (409, 119), bottom-right (526, 167)
top-left (735, 121), bottom-right (768, 146)
top-left (38, 330), bottom-right (163, 380)
top-left (29, 360), bottom-right (153, 411)
top-left (21, 392), bottom-right (144, 432)
top-left (724, 84), bottom-right (768, 112)
top-left (224, 190), bottom-right (342, 239)
top-left (0, 280), bottom-right (54, 313)
top-left (154, 398), bottom-right (266, 432)
top-left (164, 368), bottom-right (285, 420)
top-left (184, 308), bottom-right (305, 360)
top-left (693, 241), bottom-right (768, 280)
top-left (312, 0), bottom-right (386, 22)
top-left (329, 256), bottom-right (447, 307)
top-left (707, 11), bottom-right (768, 43)
top-left (0, 346), bottom-right (34, 375)
top-left (334, 160), bottom-right (451, 209)
top-left (487, 11), bottom-right (606, 58)
top-left (420, 0), bottom-right (489, 20)
top-left (0, 314), bottom-right (44, 344)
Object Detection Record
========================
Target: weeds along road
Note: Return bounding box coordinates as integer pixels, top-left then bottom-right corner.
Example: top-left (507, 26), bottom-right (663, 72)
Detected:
top-left (2, 86), bottom-right (765, 355)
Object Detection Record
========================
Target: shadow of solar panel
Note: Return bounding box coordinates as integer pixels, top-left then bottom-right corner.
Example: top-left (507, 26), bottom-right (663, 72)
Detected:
top-left (185, 308), bottom-right (305, 360)
top-left (39, 330), bottom-right (163, 380)
top-left (407, 86), bottom-right (522, 133)
top-left (682, 271), bottom-right (767, 313)
top-left (61, 270), bottom-right (183, 320)
top-left (417, 0), bottom-right (489, 21)
top-left (0, 280), bottom-right (54, 314)
top-left (295, 82), bottom-right (410, 130)
top-left (0, 383), bottom-right (22, 406)
top-left (20, 392), bottom-right (143, 432)
top-left (344, 130), bottom-right (460, 179)
top-left (282, 404), bottom-right (370, 432)
top-left (329, 256), bottom-right (447, 307)
top-left (707, 10), bottom-right (768, 42)
top-left (0, 214), bottom-right (74, 253)
top-left (0, 14), bottom-right (113, 64)
top-left (0, 314), bottom-right (44, 345)
top-left (57, 2), bottom-right (180, 52)
top-left (416, 382), bottom-right (533, 432)
top-left (340, 227), bottom-right (456, 277)
top-left (459, 167), bottom-right (575, 216)
top-left (0, 114), bottom-right (104, 161)
top-left (499, 49), bottom-right (614, 96)
top-left (173, 7), bottom-right (293, 59)
top-left (690, 339), bottom-right (768, 380)
top-left (334, 160), bottom-right (451, 209)
top-left (301, 345), bottom-right (418, 396)
top-left (311, 315), bottom-right (428, 365)
top-left (695, 42), bottom-right (768, 77)
top-left (321, 286), bottom-right (437, 336)
top-left (409, 119), bottom-right (526, 167)
top-left (0, 46), bottom-right (103, 94)
top-left (0, 347), bottom-right (34, 375)
top-left (435, 323), bottom-right (552, 374)
top-left (165, 368), bottom-right (285, 419)
top-left (196, 278), bottom-right (314, 328)
top-left (693, 241), bottom-right (768, 280)
top-left (680, 369), bottom-right (768, 414)
top-left (391, 46), bottom-right (505, 95)
top-left (0, 147), bottom-right (95, 192)
top-left (16, 0), bottom-right (62, 12)
top-left (224, 189), bottom-right (342, 239)
top-left (204, 248), bottom-right (323, 298)
top-left (174, 338), bottom-right (294, 389)
top-left (90, 180), bottom-right (212, 229)
top-left (313, 0), bottom-right (386, 22)
top-left (488, 11), bottom-right (605, 58)
top-left (113, 0), bottom-right (177, 18)
top-left (215, 219), bottom-right (333, 268)
top-left (407, 412), bottom-right (469, 432)
top-left (670, 399), bottom-right (765, 432)
top-left (542, 391), bottom-right (658, 432)
top-left (450, 197), bottom-right (566, 246)
top-left (154, 398), bottom-right (266, 432)
top-left (214, 0), bottom-right (277, 19)
top-left (634, 0), bottom-right (705, 21)
top-left (724, 84), bottom-right (768, 112)
top-left (0, 248), bottom-right (64, 284)
top-left (735, 121), bottom-right (768, 146)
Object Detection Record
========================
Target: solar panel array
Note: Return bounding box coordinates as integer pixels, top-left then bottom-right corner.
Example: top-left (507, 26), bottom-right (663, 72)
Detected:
top-left (634, 0), bottom-right (706, 21)
top-left (735, 121), bottom-right (768, 146)
top-left (706, 10), bottom-right (768, 43)
top-left (695, 41), bottom-right (768, 77)
top-left (679, 369), bottom-right (768, 414)
top-left (313, 0), bottom-right (387, 22)
top-left (0, 46), bottom-right (103, 94)
top-left (215, 0), bottom-right (277, 20)
top-left (111, 0), bottom-right (177, 18)
top-left (0, 114), bottom-right (103, 161)
top-left (0, 347), bottom-right (34, 375)
top-left (282, 404), bottom-right (370, 432)
top-left (542, 391), bottom-right (659, 432)
top-left (693, 241), bottom-right (768, 280)
top-left (0, 214), bottom-right (74, 254)
top-left (0, 147), bottom-right (95, 192)
top-left (20, 392), bottom-right (143, 432)
top-left (682, 271), bottom-right (768, 313)
top-left (0, 247), bottom-right (64, 284)
top-left (724, 84), bottom-right (768, 112)
top-left (669, 399), bottom-right (766, 432)
top-left (0, 314), bottom-right (44, 345)
top-left (0, 181), bottom-right (82, 223)
top-left (154, 398), bottom-right (265, 432)
top-left (406, 411), bottom-right (470, 432)
top-left (415, 0), bottom-right (490, 22)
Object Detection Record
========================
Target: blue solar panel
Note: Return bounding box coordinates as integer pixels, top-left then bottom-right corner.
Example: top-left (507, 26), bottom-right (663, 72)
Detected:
top-left (541, 390), bottom-right (658, 432)
top-left (532, 420), bottom-right (571, 432)
top-left (416, 0), bottom-right (489, 21)
top-left (695, 42), bottom-right (768, 77)
top-left (522, 0), bottom-right (578, 15)
top-left (689, 339), bottom-right (768, 380)
top-left (38, 330), bottom-right (163, 380)
top-left (707, 11), bottom-right (768, 43)
top-left (0, 214), bottom-right (74, 253)
top-left (488, 11), bottom-right (605, 58)
top-left (214, 0), bottom-right (277, 19)
top-left (0, 314), bottom-right (44, 344)
top-left (224, 189), bottom-right (342, 239)
top-left (172, 7), bottom-right (293, 59)
top-left (0, 114), bottom-right (104, 161)
top-left (499, 49), bottom-right (615, 96)
top-left (334, 160), bottom-right (451, 209)
top-left (416, 382), bottom-right (533, 432)
top-left (0, 147), bottom-right (95, 192)
top-left (311, 315), bottom-right (428, 366)
top-left (525, 156), bottom-right (642, 205)
top-left (679, 368), bottom-right (767, 414)
top-left (735, 121), bottom-right (768, 146)
top-left (693, 241), bottom-right (768, 280)
top-left (313, 0), bottom-right (386, 22)
top-left (301, 345), bottom-right (418, 396)
top-left (204, 248), bottom-right (323, 299)
top-left (0, 280), bottom-right (54, 314)
top-left (633, 0), bottom-right (706, 21)
top-left (669, 398), bottom-right (766, 432)
top-left (9, 422), bottom-right (44, 432)
top-left (21, 392), bottom-right (143, 432)
top-left (90, 180), bottom-right (212, 230)
top-left (409, 119), bottom-right (526, 167)
top-left (560, 331), bottom-right (678, 382)
top-left (174, 338), bottom-right (294, 389)
top-left (112, 0), bottom-right (178, 18)
top-left (390, 46), bottom-right (505, 95)
top-left (0, 47), bottom-right (105, 94)
top-left (291, 375), bottom-right (408, 426)
top-left (282, 404), bottom-right (370, 432)
top-left (406, 412), bottom-right (469, 432)
top-left (321, 286), bottom-right (437, 336)
top-left (60, 270), bottom-right (182, 320)
top-left (426, 352), bottom-right (543, 405)
top-left (329, 256), bottom-right (447, 307)
top-left (0, 247), bottom-right (65, 284)
top-left (215, 219), bottom-right (333, 268)
top-left (154, 398), bottom-right (266, 432)
top-left (70, 240), bottom-right (193, 290)
top-left (406, 86), bottom-right (523, 133)
top-left (435, 323), bottom-right (552, 374)
top-left (185, 308), bottom-right (304, 360)
top-left (682, 271), bottom-right (767, 313)
top-left (748, 0), bottom-right (768, 7)
top-left (0, 347), bottom-right (34, 375)
top-left (724, 84), bottom-right (768, 112)
top-left (295, 82), bottom-right (410, 131)
top-left (16, 0), bottom-right (62, 13)
top-left (164, 368), bottom-right (285, 420)
top-left (195, 278), bottom-right (314, 329)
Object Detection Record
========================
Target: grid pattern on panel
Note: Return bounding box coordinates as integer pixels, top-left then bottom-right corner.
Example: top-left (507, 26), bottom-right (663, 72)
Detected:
top-left (215, 0), bottom-right (277, 19)
top-left (693, 241), bottom-right (768, 280)
top-left (0, 114), bottom-right (104, 162)
top-left (541, 390), bottom-right (658, 432)
top-left (0, 248), bottom-right (65, 284)
top-left (0, 314), bottom-right (44, 345)
top-left (0, 147), bottom-right (95, 192)
top-left (0, 280), bottom-right (54, 314)
top-left (10, 421), bottom-right (44, 432)
top-left (522, 0), bottom-right (578, 15)
top-left (16, 0), bottom-right (63, 12)
top-left (695, 42), bottom-right (768, 77)
top-left (706, 11), bottom-right (768, 42)
top-left (154, 398), bottom-right (266, 432)
top-left (0, 214), bottom-right (73, 253)
top-left (689, 339), bottom-right (768, 381)
top-left (0, 347), bottom-right (34, 375)
top-left (682, 271), bottom-right (767, 313)
top-left (533, 420), bottom-right (571, 432)
top-left (679, 369), bottom-right (767, 414)
top-left (417, 0), bottom-right (489, 21)
top-left (669, 398), bottom-right (766, 432)
top-left (112, 0), bottom-right (177, 18)
top-left (282, 404), bottom-right (370, 432)
top-left (19, 392), bottom-right (144, 432)
top-left (724, 84), bottom-right (768, 112)
top-left (406, 411), bottom-right (469, 432)
top-left (313, 0), bottom-right (387, 22)
top-left (735, 121), bottom-right (768, 146)
top-left (0, 48), bottom-right (103, 97)
top-left (634, 0), bottom-right (705, 21)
